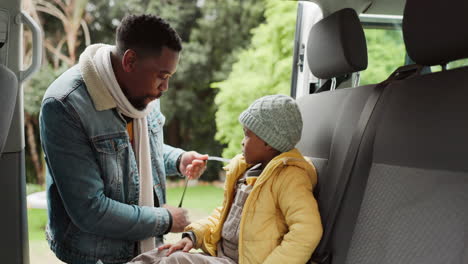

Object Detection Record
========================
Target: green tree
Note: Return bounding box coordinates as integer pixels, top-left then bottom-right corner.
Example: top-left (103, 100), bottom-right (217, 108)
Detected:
top-left (23, 0), bottom-right (89, 184)
top-left (25, 0), bottom-right (265, 182)
top-left (360, 29), bottom-right (406, 85)
top-left (159, 0), bottom-right (265, 180)
top-left (213, 0), bottom-right (297, 158)
top-left (86, 0), bottom-right (266, 181)
top-left (34, 0), bottom-right (91, 67)
top-left (448, 58), bottom-right (468, 69)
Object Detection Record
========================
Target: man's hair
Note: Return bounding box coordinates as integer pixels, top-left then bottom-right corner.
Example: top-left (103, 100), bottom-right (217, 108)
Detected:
top-left (116, 14), bottom-right (182, 57)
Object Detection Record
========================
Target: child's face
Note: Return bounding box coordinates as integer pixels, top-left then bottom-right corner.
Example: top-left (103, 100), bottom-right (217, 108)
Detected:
top-left (241, 127), bottom-right (271, 165)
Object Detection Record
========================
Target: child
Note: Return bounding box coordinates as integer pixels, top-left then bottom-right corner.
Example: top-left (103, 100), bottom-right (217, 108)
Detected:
top-left (130, 94), bottom-right (323, 264)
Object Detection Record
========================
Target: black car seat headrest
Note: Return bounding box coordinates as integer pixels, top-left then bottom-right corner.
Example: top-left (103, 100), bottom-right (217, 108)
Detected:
top-left (403, 0), bottom-right (468, 66)
top-left (307, 8), bottom-right (368, 80)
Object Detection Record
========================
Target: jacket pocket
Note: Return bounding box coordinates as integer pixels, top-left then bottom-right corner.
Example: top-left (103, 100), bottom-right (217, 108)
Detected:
top-left (148, 113), bottom-right (164, 159)
top-left (92, 132), bottom-right (129, 201)
top-left (148, 113), bottom-right (166, 189)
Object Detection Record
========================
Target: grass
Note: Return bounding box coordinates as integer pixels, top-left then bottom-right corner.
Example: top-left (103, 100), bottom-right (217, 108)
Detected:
top-left (28, 209), bottom-right (48, 241)
top-left (166, 185), bottom-right (224, 214)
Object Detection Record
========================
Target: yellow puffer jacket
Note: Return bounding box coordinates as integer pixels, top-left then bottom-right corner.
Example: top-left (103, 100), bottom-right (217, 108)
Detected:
top-left (185, 148), bottom-right (323, 264)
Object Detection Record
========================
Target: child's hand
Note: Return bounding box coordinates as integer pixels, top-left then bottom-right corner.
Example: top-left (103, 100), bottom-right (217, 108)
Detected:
top-left (158, 237), bottom-right (194, 256)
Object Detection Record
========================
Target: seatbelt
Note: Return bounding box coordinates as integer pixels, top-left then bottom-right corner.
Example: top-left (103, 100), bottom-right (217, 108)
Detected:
top-left (178, 156), bottom-right (230, 207)
top-left (310, 64), bottom-right (423, 264)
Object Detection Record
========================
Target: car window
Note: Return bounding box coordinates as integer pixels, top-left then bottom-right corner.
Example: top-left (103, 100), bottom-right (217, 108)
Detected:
top-left (359, 27), bottom-right (405, 85)
top-left (448, 58), bottom-right (468, 69)
top-left (432, 58), bottom-right (468, 72)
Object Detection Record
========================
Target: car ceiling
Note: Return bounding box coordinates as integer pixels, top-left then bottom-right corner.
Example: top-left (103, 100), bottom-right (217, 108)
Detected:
top-left (306, 0), bottom-right (406, 16)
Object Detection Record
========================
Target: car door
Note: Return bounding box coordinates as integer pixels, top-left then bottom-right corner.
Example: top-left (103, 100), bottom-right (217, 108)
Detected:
top-left (0, 0), bottom-right (41, 263)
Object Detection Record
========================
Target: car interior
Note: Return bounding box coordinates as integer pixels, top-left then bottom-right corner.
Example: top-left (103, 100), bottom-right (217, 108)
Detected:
top-left (294, 0), bottom-right (468, 263)
top-left (1, 0), bottom-right (467, 263)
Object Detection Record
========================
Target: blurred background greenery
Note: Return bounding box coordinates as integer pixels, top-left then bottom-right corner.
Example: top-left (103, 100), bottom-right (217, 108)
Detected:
top-left (22, 0), bottom-right (468, 186)
top-left (22, 0), bottom-right (424, 185)
top-left (22, 0), bottom-right (293, 184)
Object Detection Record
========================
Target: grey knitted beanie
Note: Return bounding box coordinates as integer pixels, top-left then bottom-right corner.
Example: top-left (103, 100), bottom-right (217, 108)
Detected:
top-left (239, 94), bottom-right (303, 153)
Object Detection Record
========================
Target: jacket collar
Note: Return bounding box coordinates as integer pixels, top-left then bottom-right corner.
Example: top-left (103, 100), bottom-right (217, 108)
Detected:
top-left (78, 44), bottom-right (117, 111)
top-left (226, 148), bottom-right (317, 187)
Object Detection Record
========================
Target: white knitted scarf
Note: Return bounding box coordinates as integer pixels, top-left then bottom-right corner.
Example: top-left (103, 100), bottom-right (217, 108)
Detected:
top-left (94, 46), bottom-right (155, 253)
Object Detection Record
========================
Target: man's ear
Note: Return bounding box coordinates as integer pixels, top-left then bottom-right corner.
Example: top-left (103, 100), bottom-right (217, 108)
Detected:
top-left (122, 49), bottom-right (137, 73)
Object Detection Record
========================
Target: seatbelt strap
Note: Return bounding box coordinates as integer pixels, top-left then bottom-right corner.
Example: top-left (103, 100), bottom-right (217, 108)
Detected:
top-left (310, 64), bottom-right (423, 264)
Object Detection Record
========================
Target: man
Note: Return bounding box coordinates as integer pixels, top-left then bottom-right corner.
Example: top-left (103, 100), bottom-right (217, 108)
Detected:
top-left (39, 14), bottom-right (207, 264)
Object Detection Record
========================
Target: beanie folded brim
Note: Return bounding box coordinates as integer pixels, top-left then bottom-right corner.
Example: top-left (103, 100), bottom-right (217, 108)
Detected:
top-left (239, 111), bottom-right (294, 153)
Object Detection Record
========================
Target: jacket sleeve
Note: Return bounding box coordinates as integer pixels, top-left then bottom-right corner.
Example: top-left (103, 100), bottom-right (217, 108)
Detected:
top-left (163, 144), bottom-right (185, 176)
top-left (263, 166), bottom-right (323, 264)
top-left (184, 206), bottom-right (222, 252)
top-left (40, 98), bottom-right (170, 240)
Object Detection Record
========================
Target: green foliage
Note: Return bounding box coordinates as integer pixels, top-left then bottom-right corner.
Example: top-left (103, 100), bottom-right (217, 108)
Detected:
top-left (27, 209), bottom-right (48, 241)
top-left (448, 58), bottom-right (468, 69)
top-left (87, 0), bottom-right (266, 181)
top-left (155, 0), bottom-right (265, 180)
top-left (360, 29), bottom-right (406, 85)
top-left (213, 0), bottom-right (297, 158)
top-left (24, 0), bottom-right (266, 182)
top-left (86, 0), bottom-right (146, 45)
top-left (24, 64), bottom-right (66, 115)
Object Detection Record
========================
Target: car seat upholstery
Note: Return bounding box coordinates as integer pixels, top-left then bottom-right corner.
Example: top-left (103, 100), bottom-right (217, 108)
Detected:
top-left (343, 1), bottom-right (468, 263)
top-left (296, 6), bottom-right (372, 234)
top-left (297, 1), bottom-right (468, 264)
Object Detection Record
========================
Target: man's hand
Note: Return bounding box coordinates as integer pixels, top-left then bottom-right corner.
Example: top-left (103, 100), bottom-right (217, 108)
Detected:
top-left (179, 151), bottom-right (208, 179)
top-left (158, 237), bottom-right (194, 256)
top-left (163, 204), bottom-right (190, 232)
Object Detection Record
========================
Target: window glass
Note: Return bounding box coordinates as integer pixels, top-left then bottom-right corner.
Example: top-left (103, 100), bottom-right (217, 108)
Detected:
top-left (431, 58), bottom-right (468, 72)
top-left (360, 28), bottom-right (406, 85)
top-left (448, 58), bottom-right (468, 69)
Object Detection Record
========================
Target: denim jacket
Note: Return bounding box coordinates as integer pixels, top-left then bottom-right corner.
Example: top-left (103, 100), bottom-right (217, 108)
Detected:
top-left (39, 64), bottom-right (184, 264)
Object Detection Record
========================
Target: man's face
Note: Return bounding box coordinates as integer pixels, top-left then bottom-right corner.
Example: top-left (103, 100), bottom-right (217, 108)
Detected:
top-left (124, 46), bottom-right (179, 110)
top-left (241, 127), bottom-right (270, 165)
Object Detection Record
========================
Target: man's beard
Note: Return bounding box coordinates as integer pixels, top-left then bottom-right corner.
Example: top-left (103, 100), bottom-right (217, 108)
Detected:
top-left (130, 93), bottom-right (163, 110)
